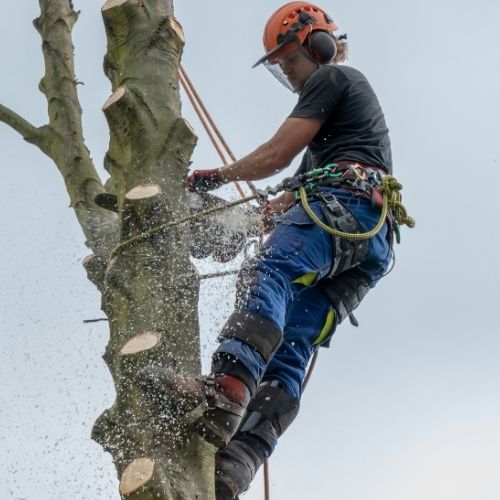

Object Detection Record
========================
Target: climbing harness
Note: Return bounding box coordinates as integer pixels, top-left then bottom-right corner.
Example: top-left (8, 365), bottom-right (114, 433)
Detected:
top-left (286, 162), bottom-right (415, 240)
top-left (300, 174), bottom-right (415, 239)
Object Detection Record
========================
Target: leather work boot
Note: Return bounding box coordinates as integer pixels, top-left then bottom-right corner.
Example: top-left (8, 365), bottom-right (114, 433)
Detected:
top-left (215, 437), bottom-right (268, 500)
top-left (138, 366), bottom-right (251, 448)
top-left (214, 380), bottom-right (300, 499)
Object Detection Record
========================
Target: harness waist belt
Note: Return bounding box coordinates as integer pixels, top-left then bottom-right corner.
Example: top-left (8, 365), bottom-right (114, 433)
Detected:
top-left (317, 162), bottom-right (386, 194)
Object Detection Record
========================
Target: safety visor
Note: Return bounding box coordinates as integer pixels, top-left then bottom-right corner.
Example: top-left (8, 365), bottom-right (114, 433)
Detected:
top-left (253, 36), bottom-right (302, 92)
top-left (263, 61), bottom-right (295, 91)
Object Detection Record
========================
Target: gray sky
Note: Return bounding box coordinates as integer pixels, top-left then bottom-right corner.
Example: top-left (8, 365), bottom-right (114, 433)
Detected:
top-left (1, 1), bottom-right (499, 499)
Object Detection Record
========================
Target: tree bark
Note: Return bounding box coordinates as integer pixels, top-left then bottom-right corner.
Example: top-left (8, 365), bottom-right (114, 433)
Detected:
top-left (33, 0), bottom-right (119, 256)
top-left (1, 0), bottom-right (216, 498)
top-left (93, 1), bottom-right (215, 498)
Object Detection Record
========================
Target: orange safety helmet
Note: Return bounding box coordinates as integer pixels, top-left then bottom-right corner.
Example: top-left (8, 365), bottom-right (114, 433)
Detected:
top-left (253, 2), bottom-right (338, 67)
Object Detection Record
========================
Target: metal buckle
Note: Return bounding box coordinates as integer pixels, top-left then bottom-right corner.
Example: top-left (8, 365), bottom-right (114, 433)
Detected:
top-left (351, 163), bottom-right (368, 181)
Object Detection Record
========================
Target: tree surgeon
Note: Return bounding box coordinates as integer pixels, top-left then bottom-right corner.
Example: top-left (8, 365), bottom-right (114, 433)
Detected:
top-left (141, 2), bottom-right (405, 498)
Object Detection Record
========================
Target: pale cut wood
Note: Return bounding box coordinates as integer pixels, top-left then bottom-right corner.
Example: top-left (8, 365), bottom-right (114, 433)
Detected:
top-left (169, 17), bottom-right (184, 43)
top-left (120, 332), bottom-right (161, 356)
top-left (103, 86), bottom-right (126, 110)
top-left (102, 0), bottom-right (128, 11)
top-left (126, 183), bottom-right (162, 200)
top-left (119, 457), bottom-right (155, 496)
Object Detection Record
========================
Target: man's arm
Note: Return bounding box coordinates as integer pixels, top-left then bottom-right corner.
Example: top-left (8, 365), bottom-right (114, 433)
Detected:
top-left (219, 117), bottom-right (322, 182)
top-left (268, 191), bottom-right (296, 214)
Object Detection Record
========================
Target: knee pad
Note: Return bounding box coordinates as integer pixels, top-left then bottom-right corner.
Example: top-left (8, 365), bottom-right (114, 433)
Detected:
top-left (238, 380), bottom-right (300, 450)
top-left (218, 310), bottom-right (283, 363)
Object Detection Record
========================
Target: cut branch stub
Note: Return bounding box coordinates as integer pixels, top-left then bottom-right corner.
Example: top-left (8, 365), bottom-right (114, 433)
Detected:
top-left (103, 86), bottom-right (126, 109)
top-left (169, 17), bottom-right (184, 43)
top-left (82, 254), bottom-right (108, 291)
top-left (118, 331), bottom-right (166, 376)
top-left (103, 86), bottom-right (135, 154)
top-left (102, 0), bottom-right (129, 10)
top-left (126, 183), bottom-right (162, 201)
top-left (121, 183), bottom-right (170, 240)
top-left (101, 0), bottom-right (140, 36)
top-left (119, 457), bottom-right (155, 497)
top-left (120, 332), bottom-right (161, 356)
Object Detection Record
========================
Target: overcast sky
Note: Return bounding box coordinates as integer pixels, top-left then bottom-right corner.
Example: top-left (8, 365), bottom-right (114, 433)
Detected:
top-left (1, 1), bottom-right (499, 499)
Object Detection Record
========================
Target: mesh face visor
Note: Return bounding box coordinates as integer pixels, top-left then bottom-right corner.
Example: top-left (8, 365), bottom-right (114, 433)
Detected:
top-left (262, 60), bottom-right (295, 92)
top-left (254, 37), bottom-right (302, 92)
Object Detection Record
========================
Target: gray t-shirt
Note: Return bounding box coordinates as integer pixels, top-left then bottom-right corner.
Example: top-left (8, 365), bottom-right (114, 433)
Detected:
top-left (290, 65), bottom-right (393, 174)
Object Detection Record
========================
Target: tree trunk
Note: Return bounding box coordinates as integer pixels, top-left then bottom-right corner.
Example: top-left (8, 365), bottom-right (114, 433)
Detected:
top-left (92, 1), bottom-right (215, 498)
top-left (1, 0), bottom-right (216, 498)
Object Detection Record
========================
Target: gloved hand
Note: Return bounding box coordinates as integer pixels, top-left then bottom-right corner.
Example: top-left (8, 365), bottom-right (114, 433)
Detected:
top-left (258, 199), bottom-right (277, 234)
top-left (187, 169), bottom-right (225, 193)
top-left (246, 199), bottom-right (276, 236)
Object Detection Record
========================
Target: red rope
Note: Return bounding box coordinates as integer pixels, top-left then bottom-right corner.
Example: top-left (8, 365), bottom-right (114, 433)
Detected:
top-left (179, 66), bottom-right (258, 198)
top-left (178, 69), bottom-right (247, 198)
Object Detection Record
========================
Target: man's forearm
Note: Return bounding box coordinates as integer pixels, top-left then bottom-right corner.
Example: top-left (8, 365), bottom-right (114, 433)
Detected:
top-left (216, 117), bottom-right (321, 185)
top-left (219, 141), bottom-right (291, 183)
top-left (269, 192), bottom-right (296, 214)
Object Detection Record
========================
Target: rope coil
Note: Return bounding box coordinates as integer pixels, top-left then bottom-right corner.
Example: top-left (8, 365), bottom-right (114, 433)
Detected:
top-left (379, 176), bottom-right (415, 228)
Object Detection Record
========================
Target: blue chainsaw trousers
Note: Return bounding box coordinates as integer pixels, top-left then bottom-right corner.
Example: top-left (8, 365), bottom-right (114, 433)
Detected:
top-left (215, 188), bottom-right (392, 399)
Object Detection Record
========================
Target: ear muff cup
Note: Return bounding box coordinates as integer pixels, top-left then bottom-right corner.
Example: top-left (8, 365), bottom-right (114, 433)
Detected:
top-left (307, 31), bottom-right (337, 63)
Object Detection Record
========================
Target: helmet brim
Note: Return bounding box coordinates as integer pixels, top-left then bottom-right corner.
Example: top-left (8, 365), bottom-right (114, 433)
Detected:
top-left (252, 34), bottom-right (300, 68)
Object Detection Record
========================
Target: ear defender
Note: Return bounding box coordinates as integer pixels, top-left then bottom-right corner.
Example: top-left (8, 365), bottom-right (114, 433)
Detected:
top-left (307, 31), bottom-right (337, 64)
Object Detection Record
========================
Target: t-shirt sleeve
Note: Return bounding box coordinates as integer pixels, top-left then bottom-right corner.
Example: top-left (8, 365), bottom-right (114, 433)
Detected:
top-left (289, 67), bottom-right (344, 124)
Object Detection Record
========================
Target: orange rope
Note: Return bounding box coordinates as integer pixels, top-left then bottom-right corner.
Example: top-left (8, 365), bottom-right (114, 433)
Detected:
top-left (179, 66), bottom-right (258, 197)
top-left (180, 66), bottom-right (236, 163)
top-left (178, 69), bottom-right (247, 198)
top-left (180, 71), bottom-right (230, 165)
top-left (179, 65), bottom-right (320, 500)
